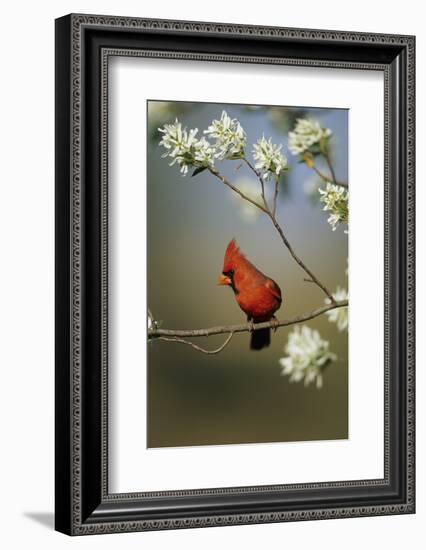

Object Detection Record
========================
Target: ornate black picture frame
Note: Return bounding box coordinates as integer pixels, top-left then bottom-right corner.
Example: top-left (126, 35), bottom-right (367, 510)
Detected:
top-left (55, 14), bottom-right (415, 535)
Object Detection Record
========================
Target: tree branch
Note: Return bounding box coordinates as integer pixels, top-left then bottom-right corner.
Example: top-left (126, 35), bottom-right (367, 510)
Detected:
top-left (156, 332), bottom-right (234, 354)
top-left (242, 157), bottom-right (271, 212)
top-left (311, 163), bottom-right (348, 189)
top-left (324, 149), bottom-right (338, 185)
top-left (272, 178), bottom-right (279, 217)
top-left (208, 166), bottom-right (269, 214)
top-left (149, 300), bottom-right (348, 340)
top-left (267, 213), bottom-right (336, 303)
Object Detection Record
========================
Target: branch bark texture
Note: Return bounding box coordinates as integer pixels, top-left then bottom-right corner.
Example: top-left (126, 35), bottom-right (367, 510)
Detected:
top-left (149, 300), bottom-right (348, 340)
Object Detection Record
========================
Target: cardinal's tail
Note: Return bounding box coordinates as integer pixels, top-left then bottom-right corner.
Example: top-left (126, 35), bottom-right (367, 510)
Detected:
top-left (250, 328), bottom-right (271, 350)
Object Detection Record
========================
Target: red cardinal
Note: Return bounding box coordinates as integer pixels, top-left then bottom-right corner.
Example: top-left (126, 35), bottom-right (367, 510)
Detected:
top-left (218, 239), bottom-right (282, 350)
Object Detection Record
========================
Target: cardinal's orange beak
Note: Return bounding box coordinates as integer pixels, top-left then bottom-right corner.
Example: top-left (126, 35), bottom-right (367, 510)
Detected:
top-left (218, 273), bottom-right (231, 286)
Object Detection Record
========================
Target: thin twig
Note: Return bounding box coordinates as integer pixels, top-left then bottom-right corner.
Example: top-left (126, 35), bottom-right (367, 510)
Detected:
top-left (156, 332), bottom-right (235, 355)
top-left (208, 167), bottom-right (268, 214)
top-left (243, 158), bottom-right (269, 211)
top-left (267, 213), bottom-right (336, 304)
top-left (272, 178), bottom-right (279, 217)
top-left (324, 150), bottom-right (338, 185)
top-left (323, 149), bottom-right (348, 188)
top-left (243, 159), bottom-right (334, 302)
top-left (312, 164), bottom-right (332, 183)
top-left (149, 301), bottom-right (347, 339)
top-left (243, 158), bottom-right (260, 179)
top-left (312, 164), bottom-right (348, 188)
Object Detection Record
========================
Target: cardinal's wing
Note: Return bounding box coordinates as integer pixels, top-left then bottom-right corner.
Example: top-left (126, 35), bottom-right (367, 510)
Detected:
top-left (266, 278), bottom-right (282, 303)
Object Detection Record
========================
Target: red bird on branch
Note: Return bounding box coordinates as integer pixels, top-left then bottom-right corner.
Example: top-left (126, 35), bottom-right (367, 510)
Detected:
top-left (218, 239), bottom-right (282, 350)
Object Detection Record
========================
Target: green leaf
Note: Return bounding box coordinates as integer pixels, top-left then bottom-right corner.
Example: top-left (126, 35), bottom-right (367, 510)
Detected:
top-left (308, 143), bottom-right (322, 155)
top-left (191, 166), bottom-right (207, 177)
top-left (228, 151), bottom-right (246, 160)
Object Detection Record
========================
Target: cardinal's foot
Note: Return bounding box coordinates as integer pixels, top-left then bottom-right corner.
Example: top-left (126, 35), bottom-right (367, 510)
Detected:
top-left (247, 317), bottom-right (255, 333)
top-left (271, 316), bottom-right (280, 332)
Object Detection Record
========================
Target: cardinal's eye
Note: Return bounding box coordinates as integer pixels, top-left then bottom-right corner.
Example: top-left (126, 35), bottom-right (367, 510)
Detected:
top-left (224, 269), bottom-right (234, 278)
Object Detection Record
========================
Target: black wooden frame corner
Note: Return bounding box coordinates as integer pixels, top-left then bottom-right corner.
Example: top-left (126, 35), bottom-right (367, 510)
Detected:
top-left (55, 13), bottom-right (415, 535)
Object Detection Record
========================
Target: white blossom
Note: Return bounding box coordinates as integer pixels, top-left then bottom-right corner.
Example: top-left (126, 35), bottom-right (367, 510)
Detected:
top-left (158, 120), bottom-right (216, 175)
top-left (279, 326), bottom-right (337, 389)
top-left (288, 118), bottom-right (332, 156)
top-left (318, 182), bottom-right (349, 231)
top-left (204, 110), bottom-right (246, 160)
top-left (325, 287), bottom-right (349, 332)
top-left (252, 135), bottom-right (287, 179)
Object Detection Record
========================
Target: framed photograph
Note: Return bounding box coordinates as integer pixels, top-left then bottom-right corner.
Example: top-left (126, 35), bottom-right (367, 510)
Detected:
top-left (55, 14), bottom-right (415, 535)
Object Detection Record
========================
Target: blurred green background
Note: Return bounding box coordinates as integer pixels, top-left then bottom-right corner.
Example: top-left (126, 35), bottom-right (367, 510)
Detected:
top-left (147, 100), bottom-right (348, 448)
